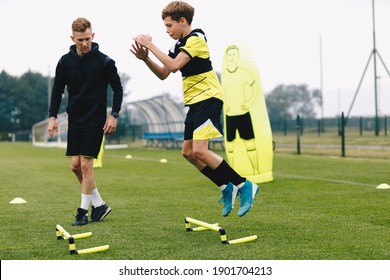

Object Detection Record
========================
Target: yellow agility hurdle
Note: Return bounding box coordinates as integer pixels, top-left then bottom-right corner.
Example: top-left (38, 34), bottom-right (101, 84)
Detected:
top-left (184, 217), bottom-right (257, 245)
top-left (56, 224), bottom-right (92, 240)
top-left (55, 224), bottom-right (109, 255)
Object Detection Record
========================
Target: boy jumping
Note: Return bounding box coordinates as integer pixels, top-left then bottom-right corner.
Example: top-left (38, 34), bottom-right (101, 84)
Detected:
top-left (131, 1), bottom-right (259, 217)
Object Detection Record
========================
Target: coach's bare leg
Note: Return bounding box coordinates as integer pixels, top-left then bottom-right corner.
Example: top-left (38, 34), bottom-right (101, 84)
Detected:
top-left (80, 157), bottom-right (96, 195)
top-left (70, 156), bottom-right (83, 184)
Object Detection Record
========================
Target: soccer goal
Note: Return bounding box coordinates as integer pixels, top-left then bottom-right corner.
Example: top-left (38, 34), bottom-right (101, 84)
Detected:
top-left (32, 112), bottom-right (68, 148)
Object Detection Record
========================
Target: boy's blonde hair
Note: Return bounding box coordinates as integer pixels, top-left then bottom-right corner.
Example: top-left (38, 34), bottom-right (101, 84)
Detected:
top-left (162, 1), bottom-right (194, 24)
top-left (71, 17), bottom-right (92, 33)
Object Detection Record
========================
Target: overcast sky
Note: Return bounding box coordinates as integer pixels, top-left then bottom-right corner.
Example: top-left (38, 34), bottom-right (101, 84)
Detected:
top-left (1, 0), bottom-right (389, 117)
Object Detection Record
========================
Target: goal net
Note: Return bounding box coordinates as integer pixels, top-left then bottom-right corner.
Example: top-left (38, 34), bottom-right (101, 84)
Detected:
top-left (32, 112), bottom-right (68, 147)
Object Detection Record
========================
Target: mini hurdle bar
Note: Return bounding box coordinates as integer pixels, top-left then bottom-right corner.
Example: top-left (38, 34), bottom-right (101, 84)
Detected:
top-left (184, 217), bottom-right (257, 245)
top-left (56, 224), bottom-right (92, 240)
top-left (56, 224), bottom-right (109, 255)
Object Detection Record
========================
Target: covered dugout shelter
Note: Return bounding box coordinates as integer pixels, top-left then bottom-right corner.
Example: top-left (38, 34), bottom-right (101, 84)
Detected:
top-left (124, 95), bottom-right (185, 148)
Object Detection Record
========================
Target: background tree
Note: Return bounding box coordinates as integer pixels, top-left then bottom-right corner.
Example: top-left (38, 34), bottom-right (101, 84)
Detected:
top-left (266, 84), bottom-right (321, 122)
top-left (17, 71), bottom-right (49, 130)
top-left (0, 71), bottom-right (18, 133)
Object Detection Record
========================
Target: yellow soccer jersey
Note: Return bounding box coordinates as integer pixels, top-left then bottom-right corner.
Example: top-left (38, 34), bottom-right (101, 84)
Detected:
top-left (168, 29), bottom-right (224, 105)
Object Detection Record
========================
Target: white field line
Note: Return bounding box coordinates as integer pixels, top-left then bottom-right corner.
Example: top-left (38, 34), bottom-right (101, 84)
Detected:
top-left (275, 173), bottom-right (377, 188)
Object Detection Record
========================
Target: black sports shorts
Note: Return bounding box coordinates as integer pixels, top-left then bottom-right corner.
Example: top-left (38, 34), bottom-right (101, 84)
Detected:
top-left (66, 125), bottom-right (104, 159)
top-left (184, 98), bottom-right (223, 140)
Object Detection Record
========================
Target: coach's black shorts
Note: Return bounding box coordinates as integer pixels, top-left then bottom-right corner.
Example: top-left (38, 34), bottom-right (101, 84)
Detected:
top-left (66, 126), bottom-right (104, 159)
top-left (225, 112), bottom-right (255, 141)
top-left (184, 98), bottom-right (224, 140)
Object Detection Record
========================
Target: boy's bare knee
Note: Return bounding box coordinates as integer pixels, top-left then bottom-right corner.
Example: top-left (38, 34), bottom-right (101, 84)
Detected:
top-left (192, 149), bottom-right (206, 161)
top-left (182, 149), bottom-right (192, 160)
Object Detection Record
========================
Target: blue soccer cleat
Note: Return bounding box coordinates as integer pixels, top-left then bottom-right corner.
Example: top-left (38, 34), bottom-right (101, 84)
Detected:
top-left (237, 180), bottom-right (259, 217)
top-left (218, 182), bottom-right (238, 217)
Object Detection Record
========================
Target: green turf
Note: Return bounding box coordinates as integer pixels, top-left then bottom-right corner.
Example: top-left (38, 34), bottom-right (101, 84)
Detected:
top-left (1, 142), bottom-right (389, 260)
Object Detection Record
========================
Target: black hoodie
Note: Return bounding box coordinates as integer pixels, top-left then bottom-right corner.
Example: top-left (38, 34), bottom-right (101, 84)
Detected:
top-left (49, 42), bottom-right (123, 128)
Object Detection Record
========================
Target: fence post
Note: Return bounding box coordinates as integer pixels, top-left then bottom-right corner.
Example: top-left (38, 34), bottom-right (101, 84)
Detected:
top-left (296, 114), bottom-right (301, 155)
top-left (359, 117), bottom-right (363, 136)
top-left (341, 112), bottom-right (345, 157)
top-left (317, 119), bottom-right (321, 136)
top-left (385, 116), bottom-right (387, 136)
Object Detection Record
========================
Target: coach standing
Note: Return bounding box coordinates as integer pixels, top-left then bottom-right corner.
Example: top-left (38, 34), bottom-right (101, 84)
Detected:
top-left (48, 17), bottom-right (123, 226)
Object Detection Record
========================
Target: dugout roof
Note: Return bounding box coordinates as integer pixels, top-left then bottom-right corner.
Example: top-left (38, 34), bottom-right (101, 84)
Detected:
top-left (123, 95), bottom-right (185, 133)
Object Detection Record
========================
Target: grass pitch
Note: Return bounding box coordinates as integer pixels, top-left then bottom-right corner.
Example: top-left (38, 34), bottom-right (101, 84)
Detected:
top-left (1, 142), bottom-right (390, 260)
